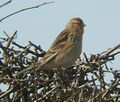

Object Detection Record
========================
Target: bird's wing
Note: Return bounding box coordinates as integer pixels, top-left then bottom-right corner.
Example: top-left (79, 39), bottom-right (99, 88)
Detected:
top-left (43, 30), bottom-right (69, 59)
top-left (17, 30), bottom-right (70, 75)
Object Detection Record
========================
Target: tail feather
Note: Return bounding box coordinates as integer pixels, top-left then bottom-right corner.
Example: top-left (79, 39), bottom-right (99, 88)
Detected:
top-left (17, 52), bottom-right (58, 76)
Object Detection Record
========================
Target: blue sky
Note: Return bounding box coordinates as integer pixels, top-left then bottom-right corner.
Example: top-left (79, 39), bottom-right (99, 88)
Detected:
top-left (0, 0), bottom-right (120, 90)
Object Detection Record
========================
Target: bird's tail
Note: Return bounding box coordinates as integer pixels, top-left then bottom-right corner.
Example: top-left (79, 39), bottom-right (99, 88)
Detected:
top-left (17, 52), bottom-right (58, 76)
top-left (17, 61), bottom-right (41, 76)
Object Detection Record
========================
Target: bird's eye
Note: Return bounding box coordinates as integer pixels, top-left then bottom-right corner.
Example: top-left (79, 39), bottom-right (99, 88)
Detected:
top-left (72, 21), bottom-right (79, 25)
top-left (74, 22), bottom-right (79, 25)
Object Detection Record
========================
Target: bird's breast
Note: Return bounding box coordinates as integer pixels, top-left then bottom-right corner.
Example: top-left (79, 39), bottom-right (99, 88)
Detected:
top-left (55, 38), bottom-right (82, 67)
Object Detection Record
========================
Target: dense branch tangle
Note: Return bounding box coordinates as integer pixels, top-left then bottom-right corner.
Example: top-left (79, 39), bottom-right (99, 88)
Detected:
top-left (0, 32), bottom-right (120, 102)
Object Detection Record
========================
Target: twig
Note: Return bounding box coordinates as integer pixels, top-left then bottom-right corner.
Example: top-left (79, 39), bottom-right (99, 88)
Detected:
top-left (12, 41), bottom-right (46, 57)
top-left (100, 44), bottom-right (120, 59)
top-left (6, 31), bottom-right (17, 48)
top-left (29, 41), bottom-right (44, 52)
top-left (0, 87), bottom-right (14, 99)
top-left (83, 52), bottom-right (91, 67)
top-left (0, 77), bottom-right (27, 83)
top-left (104, 94), bottom-right (120, 101)
top-left (17, 52), bottom-right (58, 75)
top-left (0, 2), bottom-right (54, 22)
top-left (102, 79), bottom-right (120, 99)
top-left (36, 85), bottom-right (60, 101)
top-left (66, 82), bottom-right (91, 101)
top-left (0, 0), bottom-right (12, 8)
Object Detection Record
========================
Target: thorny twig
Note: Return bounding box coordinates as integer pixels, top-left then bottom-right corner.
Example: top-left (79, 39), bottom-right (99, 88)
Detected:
top-left (0, 32), bottom-right (120, 101)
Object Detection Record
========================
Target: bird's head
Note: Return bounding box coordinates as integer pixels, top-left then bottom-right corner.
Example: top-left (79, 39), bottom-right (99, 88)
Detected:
top-left (65, 17), bottom-right (86, 32)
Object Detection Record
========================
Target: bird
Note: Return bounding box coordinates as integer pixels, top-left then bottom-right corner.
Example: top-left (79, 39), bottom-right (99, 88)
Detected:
top-left (18, 17), bottom-right (86, 75)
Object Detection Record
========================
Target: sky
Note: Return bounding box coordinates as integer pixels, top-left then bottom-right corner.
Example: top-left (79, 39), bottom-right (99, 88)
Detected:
top-left (0, 0), bottom-right (120, 90)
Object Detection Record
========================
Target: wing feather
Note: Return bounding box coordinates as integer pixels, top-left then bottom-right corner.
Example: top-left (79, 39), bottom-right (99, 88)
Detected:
top-left (43, 30), bottom-right (70, 59)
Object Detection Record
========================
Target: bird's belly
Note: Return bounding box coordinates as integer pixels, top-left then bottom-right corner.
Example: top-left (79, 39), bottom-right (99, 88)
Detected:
top-left (55, 44), bottom-right (81, 67)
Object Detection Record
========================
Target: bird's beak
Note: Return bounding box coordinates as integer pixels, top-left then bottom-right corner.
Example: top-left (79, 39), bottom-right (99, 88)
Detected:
top-left (83, 23), bottom-right (86, 27)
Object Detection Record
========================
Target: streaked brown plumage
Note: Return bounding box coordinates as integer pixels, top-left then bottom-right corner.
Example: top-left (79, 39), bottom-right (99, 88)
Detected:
top-left (18, 17), bottom-right (85, 75)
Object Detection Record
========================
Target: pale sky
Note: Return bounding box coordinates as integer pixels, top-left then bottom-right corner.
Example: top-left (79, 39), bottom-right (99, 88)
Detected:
top-left (0, 0), bottom-right (120, 90)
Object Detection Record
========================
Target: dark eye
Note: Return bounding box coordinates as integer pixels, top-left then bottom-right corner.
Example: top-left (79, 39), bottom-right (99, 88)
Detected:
top-left (72, 21), bottom-right (79, 25)
top-left (74, 22), bottom-right (79, 25)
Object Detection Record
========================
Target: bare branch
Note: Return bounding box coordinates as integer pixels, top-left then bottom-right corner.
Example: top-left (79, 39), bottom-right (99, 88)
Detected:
top-left (0, 0), bottom-right (12, 8)
top-left (0, 1), bottom-right (54, 22)
top-left (0, 32), bottom-right (120, 101)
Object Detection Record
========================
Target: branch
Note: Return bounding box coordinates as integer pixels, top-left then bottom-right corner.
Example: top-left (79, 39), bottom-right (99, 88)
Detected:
top-left (0, 0), bottom-right (12, 8)
top-left (0, 87), bottom-right (14, 99)
top-left (17, 52), bottom-right (58, 75)
top-left (37, 85), bottom-right (60, 101)
top-left (0, 1), bottom-right (54, 22)
top-left (100, 44), bottom-right (120, 59)
top-left (5, 31), bottom-right (17, 48)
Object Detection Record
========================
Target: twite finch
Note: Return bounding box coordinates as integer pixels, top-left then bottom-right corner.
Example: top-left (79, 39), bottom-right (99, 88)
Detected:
top-left (18, 17), bottom-right (85, 75)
